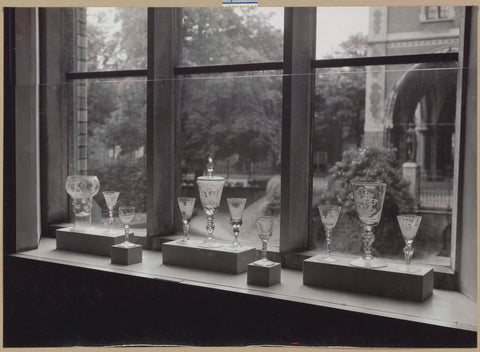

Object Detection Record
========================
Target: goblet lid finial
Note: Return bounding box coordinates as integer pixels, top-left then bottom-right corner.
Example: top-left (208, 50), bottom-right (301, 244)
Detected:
top-left (207, 154), bottom-right (215, 176)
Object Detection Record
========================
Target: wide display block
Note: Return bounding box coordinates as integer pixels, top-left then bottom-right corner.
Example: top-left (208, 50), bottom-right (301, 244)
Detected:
top-left (247, 262), bottom-right (281, 287)
top-left (111, 244), bottom-right (142, 265)
top-left (162, 240), bottom-right (256, 274)
top-left (56, 227), bottom-right (127, 256)
top-left (303, 255), bottom-right (433, 302)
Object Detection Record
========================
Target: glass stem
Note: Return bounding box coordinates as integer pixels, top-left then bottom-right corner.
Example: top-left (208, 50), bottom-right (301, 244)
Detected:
top-left (362, 225), bottom-right (375, 261)
top-left (262, 239), bottom-right (268, 260)
top-left (206, 214), bottom-right (215, 240)
top-left (233, 224), bottom-right (240, 246)
top-left (109, 209), bottom-right (113, 230)
top-left (404, 244), bottom-right (414, 267)
top-left (183, 220), bottom-right (190, 241)
top-left (325, 229), bottom-right (332, 256)
top-left (124, 224), bottom-right (129, 243)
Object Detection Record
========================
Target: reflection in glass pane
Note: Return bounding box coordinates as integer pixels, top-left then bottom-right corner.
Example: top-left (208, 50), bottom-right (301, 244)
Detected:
top-left (181, 8), bottom-right (284, 66)
top-left (86, 8), bottom-right (147, 71)
top-left (71, 78), bottom-right (147, 228)
top-left (311, 64), bottom-right (458, 266)
top-left (178, 72), bottom-right (282, 248)
top-left (316, 6), bottom-right (462, 59)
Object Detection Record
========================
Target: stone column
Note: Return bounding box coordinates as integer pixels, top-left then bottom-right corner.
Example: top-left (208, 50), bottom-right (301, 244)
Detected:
top-left (364, 7), bottom-right (388, 147)
top-left (402, 161), bottom-right (420, 209)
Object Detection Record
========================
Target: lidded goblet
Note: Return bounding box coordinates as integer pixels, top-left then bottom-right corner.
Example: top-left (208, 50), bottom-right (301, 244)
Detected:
top-left (196, 155), bottom-right (225, 248)
top-left (65, 175), bottom-right (100, 229)
top-left (350, 181), bottom-right (387, 268)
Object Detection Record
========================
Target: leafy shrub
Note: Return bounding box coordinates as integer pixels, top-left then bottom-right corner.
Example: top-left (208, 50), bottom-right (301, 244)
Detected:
top-left (313, 147), bottom-right (415, 255)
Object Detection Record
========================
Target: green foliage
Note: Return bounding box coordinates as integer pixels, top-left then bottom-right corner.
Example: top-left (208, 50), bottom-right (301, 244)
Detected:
top-left (314, 147), bottom-right (415, 218)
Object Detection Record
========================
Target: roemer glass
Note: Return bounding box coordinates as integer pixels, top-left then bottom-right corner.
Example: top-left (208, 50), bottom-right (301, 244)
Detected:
top-left (118, 206), bottom-right (135, 247)
top-left (177, 197), bottom-right (196, 243)
top-left (103, 191), bottom-right (120, 234)
top-left (350, 182), bottom-right (387, 268)
top-left (318, 205), bottom-right (342, 262)
top-left (227, 198), bottom-right (247, 249)
top-left (65, 175), bottom-right (100, 229)
top-left (196, 156), bottom-right (225, 248)
top-left (254, 216), bottom-right (276, 267)
top-left (396, 214), bottom-right (422, 272)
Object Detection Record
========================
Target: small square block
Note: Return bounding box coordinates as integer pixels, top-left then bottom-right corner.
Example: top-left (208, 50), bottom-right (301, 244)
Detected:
top-left (247, 262), bottom-right (281, 286)
top-left (111, 244), bottom-right (143, 265)
top-left (56, 227), bottom-right (126, 256)
top-left (303, 255), bottom-right (433, 301)
top-left (162, 240), bottom-right (256, 274)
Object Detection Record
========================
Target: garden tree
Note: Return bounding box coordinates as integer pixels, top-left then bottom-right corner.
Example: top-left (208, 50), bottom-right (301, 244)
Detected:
top-left (313, 33), bottom-right (367, 164)
top-left (180, 8), bottom-right (283, 173)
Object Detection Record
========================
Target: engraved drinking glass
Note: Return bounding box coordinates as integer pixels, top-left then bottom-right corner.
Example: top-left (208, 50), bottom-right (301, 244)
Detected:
top-left (65, 175), bottom-right (100, 229)
top-left (254, 216), bottom-right (276, 267)
top-left (196, 156), bottom-right (225, 248)
top-left (350, 182), bottom-right (387, 268)
top-left (103, 191), bottom-right (120, 234)
top-left (397, 215), bottom-right (422, 272)
top-left (227, 198), bottom-right (247, 249)
top-left (317, 205), bottom-right (342, 262)
top-left (177, 197), bottom-right (196, 243)
top-left (119, 206), bottom-right (135, 248)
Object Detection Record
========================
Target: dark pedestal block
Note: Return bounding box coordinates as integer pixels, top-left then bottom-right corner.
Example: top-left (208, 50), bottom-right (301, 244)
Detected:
top-left (111, 244), bottom-right (143, 265)
top-left (56, 227), bottom-right (126, 256)
top-left (162, 239), bottom-right (256, 274)
top-left (247, 262), bottom-right (281, 286)
top-left (303, 255), bottom-right (434, 302)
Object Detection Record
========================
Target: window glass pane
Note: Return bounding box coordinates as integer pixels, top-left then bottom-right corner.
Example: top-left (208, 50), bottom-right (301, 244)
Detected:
top-left (86, 8), bottom-right (147, 71)
top-left (181, 8), bottom-right (284, 66)
top-left (316, 7), bottom-right (462, 59)
top-left (311, 63), bottom-right (458, 267)
top-left (178, 72), bottom-right (282, 249)
top-left (70, 78), bottom-right (147, 229)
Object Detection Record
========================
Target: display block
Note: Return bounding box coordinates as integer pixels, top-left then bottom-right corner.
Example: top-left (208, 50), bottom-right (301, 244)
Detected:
top-left (303, 255), bottom-right (433, 302)
top-left (56, 227), bottom-right (127, 256)
top-left (111, 243), bottom-right (142, 265)
top-left (247, 262), bottom-right (281, 287)
top-left (162, 240), bottom-right (256, 274)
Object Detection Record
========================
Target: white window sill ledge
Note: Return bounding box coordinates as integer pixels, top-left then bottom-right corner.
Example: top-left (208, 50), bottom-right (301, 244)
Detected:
top-left (12, 237), bottom-right (477, 333)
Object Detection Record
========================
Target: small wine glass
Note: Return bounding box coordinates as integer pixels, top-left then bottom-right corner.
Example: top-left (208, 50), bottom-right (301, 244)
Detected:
top-left (103, 191), bottom-right (120, 234)
top-left (397, 215), bottom-right (422, 272)
top-left (317, 205), bottom-right (342, 262)
top-left (254, 216), bottom-right (276, 267)
top-left (227, 198), bottom-right (247, 249)
top-left (119, 206), bottom-right (135, 248)
top-left (177, 197), bottom-right (196, 243)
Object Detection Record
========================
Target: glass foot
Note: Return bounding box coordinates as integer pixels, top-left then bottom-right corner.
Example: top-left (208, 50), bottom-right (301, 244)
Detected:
top-left (119, 241), bottom-right (136, 248)
top-left (396, 265), bottom-right (420, 273)
top-left (253, 258), bottom-right (277, 267)
top-left (318, 255), bottom-right (339, 263)
top-left (176, 238), bottom-right (190, 244)
top-left (349, 257), bottom-right (387, 268)
top-left (197, 238), bottom-right (223, 248)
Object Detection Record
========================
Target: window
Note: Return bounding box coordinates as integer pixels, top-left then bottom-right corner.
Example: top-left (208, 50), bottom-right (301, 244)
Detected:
top-left (6, 7), bottom-right (476, 296)
top-left (420, 6), bottom-right (456, 22)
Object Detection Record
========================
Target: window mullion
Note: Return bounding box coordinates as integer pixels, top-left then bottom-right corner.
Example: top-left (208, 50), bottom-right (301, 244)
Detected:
top-left (146, 8), bottom-right (180, 241)
top-left (280, 8), bottom-right (316, 253)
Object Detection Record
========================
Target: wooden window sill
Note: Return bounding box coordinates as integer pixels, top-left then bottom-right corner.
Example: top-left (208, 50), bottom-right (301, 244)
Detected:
top-left (12, 237), bottom-right (477, 333)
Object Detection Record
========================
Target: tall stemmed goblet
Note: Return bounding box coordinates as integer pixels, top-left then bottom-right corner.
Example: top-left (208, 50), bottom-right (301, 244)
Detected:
top-left (255, 216), bottom-right (276, 267)
top-left (196, 156), bottom-right (225, 248)
top-left (227, 198), bottom-right (247, 249)
top-left (177, 197), bottom-right (196, 243)
top-left (397, 215), bottom-right (422, 272)
top-left (317, 205), bottom-right (342, 262)
top-left (103, 191), bottom-right (120, 234)
top-left (350, 182), bottom-right (387, 268)
top-left (119, 206), bottom-right (135, 248)
top-left (65, 175), bottom-right (100, 229)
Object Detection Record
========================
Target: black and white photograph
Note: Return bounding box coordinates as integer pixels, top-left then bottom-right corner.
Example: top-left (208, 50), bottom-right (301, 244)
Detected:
top-left (3, 2), bottom-right (478, 348)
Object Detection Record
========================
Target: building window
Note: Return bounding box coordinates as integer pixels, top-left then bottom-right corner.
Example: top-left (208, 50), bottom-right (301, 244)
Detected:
top-left (420, 6), bottom-right (455, 22)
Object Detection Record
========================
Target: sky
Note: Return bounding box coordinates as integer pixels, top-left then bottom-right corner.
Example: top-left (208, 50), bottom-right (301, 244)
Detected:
top-left (88, 7), bottom-right (370, 59)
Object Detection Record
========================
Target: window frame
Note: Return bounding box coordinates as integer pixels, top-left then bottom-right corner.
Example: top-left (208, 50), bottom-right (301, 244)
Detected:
top-left (6, 6), bottom-right (476, 297)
